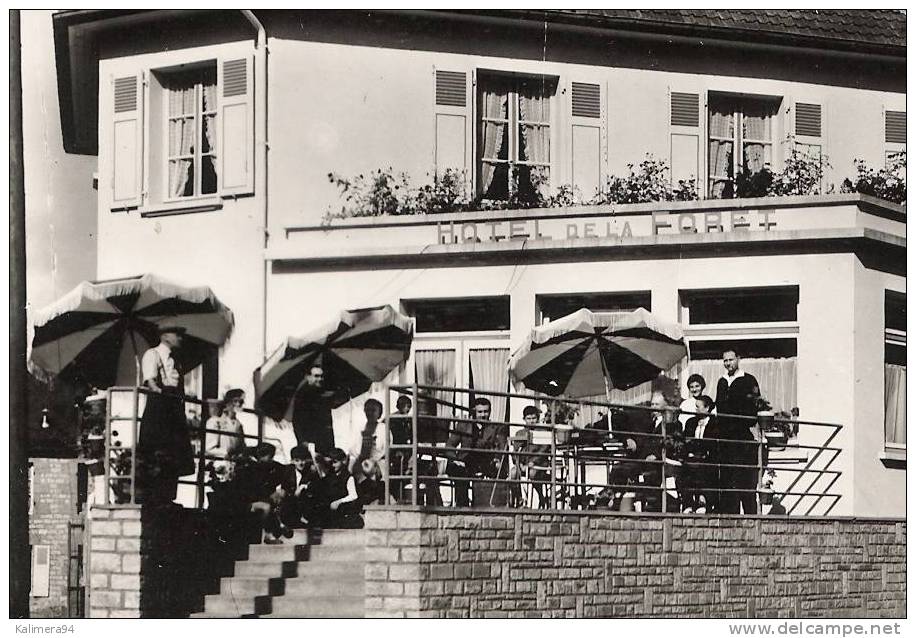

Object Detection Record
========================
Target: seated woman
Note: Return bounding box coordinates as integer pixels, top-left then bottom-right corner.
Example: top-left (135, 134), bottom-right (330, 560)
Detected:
top-left (680, 394), bottom-right (720, 513)
top-left (206, 388), bottom-right (246, 461)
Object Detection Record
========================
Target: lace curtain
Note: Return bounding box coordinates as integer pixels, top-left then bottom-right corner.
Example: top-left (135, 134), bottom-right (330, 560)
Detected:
top-left (684, 357), bottom-right (798, 413)
top-left (168, 85), bottom-right (196, 197)
top-left (469, 348), bottom-right (510, 422)
top-left (415, 349), bottom-right (456, 420)
top-left (202, 83), bottom-right (218, 179)
top-left (885, 364), bottom-right (906, 445)
top-left (479, 87), bottom-right (508, 196)
top-left (708, 106), bottom-right (734, 197)
top-left (742, 108), bottom-right (771, 173)
top-left (518, 86), bottom-right (549, 196)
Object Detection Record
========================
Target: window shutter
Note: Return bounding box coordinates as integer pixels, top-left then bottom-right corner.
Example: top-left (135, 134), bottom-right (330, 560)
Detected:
top-left (569, 81), bottom-right (604, 200)
top-left (795, 103), bottom-right (822, 137)
top-left (219, 56), bottom-right (254, 197)
top-left (433, 69), bottom-right (470, 181)
top-left (670, 92), bottom-right (700, 127)
top-left (571, 82), bottom-right (601, 119)
top-left (885, 110), bottom-right (906, 144)
top-left (30, 545), bottom-right (50, 597)
top-left (669, 90), bottom-right (700, 186)
top-left (111, 74), bottom-right (144, 210)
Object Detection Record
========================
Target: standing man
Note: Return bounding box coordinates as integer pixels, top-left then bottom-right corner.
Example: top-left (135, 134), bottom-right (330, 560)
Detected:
top-left (292, 364), bottom-right (335, 453)
top-left (714, 350), bottom-right (761, 514)
top-left (137, 326), bottom-right (195, 504)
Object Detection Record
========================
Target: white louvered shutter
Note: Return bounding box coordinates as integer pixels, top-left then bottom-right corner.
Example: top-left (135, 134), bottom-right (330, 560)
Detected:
top-left (669, 90), bottom-right (700, 188)
top-left (111, 74), bottom-right (144, 210)
top-left (794, 102), bottom-right (824, 169)
top-left (219, 56), bottom-right (254, 197)
top-left (433, 69), bottom-right (471, 182)
top-left (885, 110), bottom-right (906, 145)
top-left (569, 81), bottom-right (604, 200)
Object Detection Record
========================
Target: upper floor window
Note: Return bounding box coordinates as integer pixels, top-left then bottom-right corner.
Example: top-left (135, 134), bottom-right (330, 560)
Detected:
top-left (708, 94), bottom-right (780, 198)
top-left (161, 65), bottom-right (218, 199)
top-left (108, 53), bottom-right (253, 214)
top-left (477, 72), bottom-right (557, 203)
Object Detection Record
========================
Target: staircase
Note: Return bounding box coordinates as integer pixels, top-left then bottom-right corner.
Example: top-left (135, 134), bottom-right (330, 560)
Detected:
top-left (191, 528), bottom-right (366, 618)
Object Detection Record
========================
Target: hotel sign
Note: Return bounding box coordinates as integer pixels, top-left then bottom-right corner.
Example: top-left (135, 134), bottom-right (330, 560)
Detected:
top-left (435, 209), bottom-right (777, 244)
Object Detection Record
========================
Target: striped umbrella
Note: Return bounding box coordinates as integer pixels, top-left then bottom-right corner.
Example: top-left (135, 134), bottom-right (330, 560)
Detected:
top-left (28, 274), bottom-right (234, 388)
top-left (254, 305), bottom-right (414, 420)
top-left (508, 308), bottom-right (687, 398)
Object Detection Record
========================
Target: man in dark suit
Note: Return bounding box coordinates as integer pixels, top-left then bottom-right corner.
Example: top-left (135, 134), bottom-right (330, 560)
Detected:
top-left (291, 364), bottom-right (335, 453)
top-left (681, 394), bottom-right (720, 513)
top-left (278, 444), bottom-right (316, 527)
top-left (445, 397), bottom-right (507, 507)
top-left (608, 391), bottom-right (679, 511)
top-left (714, 350), bottom-right (762, 515)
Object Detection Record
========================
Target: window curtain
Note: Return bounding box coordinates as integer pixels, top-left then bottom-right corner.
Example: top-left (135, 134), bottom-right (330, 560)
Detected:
top-left (479, 86), bottom-right (508, 195)
top-left (415, 349), bottom-right (456, 420)
top-left (469, 348), bottom-right (510, 423)
top-left (885, 364), bottom-right (906, 445)
top-left (202, 82), bottom-right (218, 178)
top-left (685, 357), bottom-right (798, 413)
top-left (741, 105), bottom-right (771, 173)
top-left (708, 106), bottom-right (734, 197)
top-left (168, 84), bottom-right (196, 197)
top-left (518, 86), bottom-right (550, 195)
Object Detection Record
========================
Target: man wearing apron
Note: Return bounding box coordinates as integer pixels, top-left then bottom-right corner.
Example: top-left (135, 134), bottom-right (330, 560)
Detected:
top-left (136, 326), bottom-right (195, 504)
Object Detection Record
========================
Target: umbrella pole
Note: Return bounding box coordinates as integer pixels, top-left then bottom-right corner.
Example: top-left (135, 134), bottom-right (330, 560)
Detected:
top-left (600, 356), bottom-right (613, 435)
top-left (128, 330), bottom-right (142, 387)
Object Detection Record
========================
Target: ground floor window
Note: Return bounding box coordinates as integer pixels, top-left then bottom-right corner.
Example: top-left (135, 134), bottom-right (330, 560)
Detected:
top-left (884, 292), bottom-right (905, 450)
top-left (687, 339), bottom-right (798, 414)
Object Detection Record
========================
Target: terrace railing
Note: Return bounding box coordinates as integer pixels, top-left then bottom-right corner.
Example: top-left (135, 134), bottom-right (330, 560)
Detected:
top-left (97, 386), bottom-right (264, 508)
top-left (383, 383), bottom-right (844, 516)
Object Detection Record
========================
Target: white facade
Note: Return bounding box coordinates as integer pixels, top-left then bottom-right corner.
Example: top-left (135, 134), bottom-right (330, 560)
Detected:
top-left (80, 11), bottom-right (905, 516)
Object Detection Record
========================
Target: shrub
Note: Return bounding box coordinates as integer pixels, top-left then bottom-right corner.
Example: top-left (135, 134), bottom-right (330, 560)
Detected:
top-left (595, 156), bottom-right (698, 205)
top-left (840, 152), bottom-right (906, 204)
top-left (767, 144), bottom-right (830, 197)
top-left (325, 168), bottom-right (471, 221)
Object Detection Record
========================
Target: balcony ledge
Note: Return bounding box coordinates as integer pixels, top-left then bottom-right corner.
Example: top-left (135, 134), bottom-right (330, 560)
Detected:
top-left (286, 193), bottom-right (904, 235)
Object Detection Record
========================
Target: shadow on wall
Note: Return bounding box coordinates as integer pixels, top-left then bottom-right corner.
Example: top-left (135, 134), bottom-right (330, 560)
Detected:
top-left (137, 506), bottom-right (252, 618)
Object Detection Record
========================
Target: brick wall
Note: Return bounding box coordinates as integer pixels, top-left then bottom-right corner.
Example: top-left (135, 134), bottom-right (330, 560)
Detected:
top-left (364, 508), bottom-right (906, 619)
top-left (28, 458), bottom-right (80, 619)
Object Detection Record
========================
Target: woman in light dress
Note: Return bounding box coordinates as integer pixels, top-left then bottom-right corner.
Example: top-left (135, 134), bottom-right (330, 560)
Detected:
top-left (206, 388), bottom-right (246, 466)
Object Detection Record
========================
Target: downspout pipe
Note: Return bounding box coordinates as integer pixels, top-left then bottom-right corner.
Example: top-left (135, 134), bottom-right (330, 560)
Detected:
top-left (240, 10), bottom-right (269, 363)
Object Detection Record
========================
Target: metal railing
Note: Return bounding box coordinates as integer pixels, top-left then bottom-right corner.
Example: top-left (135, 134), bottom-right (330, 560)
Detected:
top-left (100, 386), bottom-right (264, 508)
top-left (382, 383), bottom-right (844, 516)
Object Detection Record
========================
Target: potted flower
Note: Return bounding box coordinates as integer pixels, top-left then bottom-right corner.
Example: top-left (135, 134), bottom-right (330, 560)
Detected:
top-left (757, 398), bottom-right (791, 450)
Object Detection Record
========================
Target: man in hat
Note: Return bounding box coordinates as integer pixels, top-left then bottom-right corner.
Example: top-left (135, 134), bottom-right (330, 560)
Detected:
top-left (136, 326), bottom-right (195, 504)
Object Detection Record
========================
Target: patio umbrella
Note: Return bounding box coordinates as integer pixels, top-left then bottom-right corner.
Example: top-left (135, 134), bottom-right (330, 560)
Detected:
top-left (254, 305), bottom-right (414, 420)
top-left (28, 274), bottom-right (234, 388)
top-left (508, 307), bottom-right (687, 398)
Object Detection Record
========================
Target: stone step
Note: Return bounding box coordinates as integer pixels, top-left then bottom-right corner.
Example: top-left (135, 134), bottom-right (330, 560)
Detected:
top-left (306, 529), bottom-right (367, 547)
top-left (234, 559), bottom-right (300, 578)
top-left (289, 560), bottom-right (365, 578)
top-left (201, 593), bottom-right (258, 616)
top-left (246, 543), bottom-right (308, 562)
top-left (260, 595), bottom-right (365, 618)
top-left (282, 574), bottom-right (365, 597)
top-left (217, 576), bottom-right (285, 597)
top-left (246, 542), bottom-right (366, 563)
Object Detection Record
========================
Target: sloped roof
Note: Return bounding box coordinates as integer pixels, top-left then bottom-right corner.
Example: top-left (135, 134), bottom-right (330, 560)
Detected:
top-left (53, 9), bottom-right (905, 155)
top-left (505, 9), bottom-right (906, 51)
